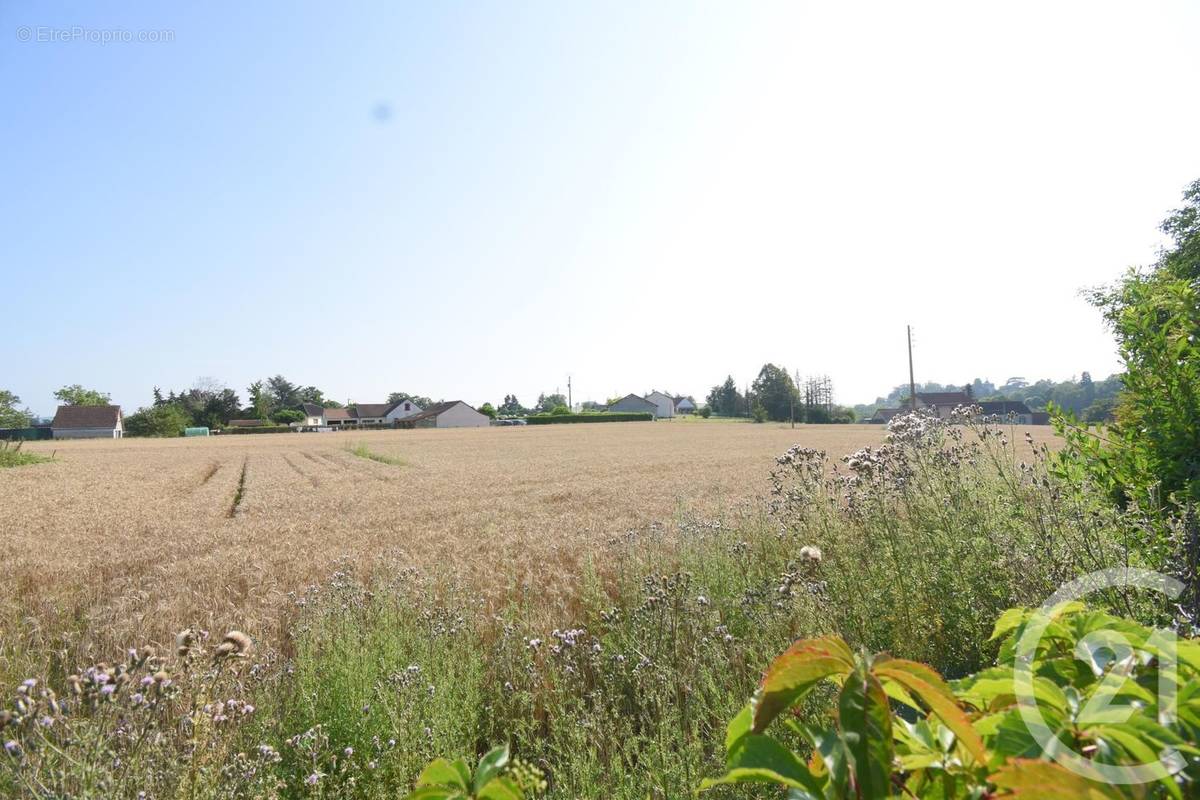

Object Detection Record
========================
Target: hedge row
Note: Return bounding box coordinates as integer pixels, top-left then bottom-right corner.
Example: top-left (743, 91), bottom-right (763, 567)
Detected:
top-left (525, 413), bottom-right (653, 425)
top-left (217, 426), bottom-right (294, 435)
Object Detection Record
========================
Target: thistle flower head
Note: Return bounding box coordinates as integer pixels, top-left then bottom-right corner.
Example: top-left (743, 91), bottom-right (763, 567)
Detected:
top-left (214, 630), bottom-right (252, 660)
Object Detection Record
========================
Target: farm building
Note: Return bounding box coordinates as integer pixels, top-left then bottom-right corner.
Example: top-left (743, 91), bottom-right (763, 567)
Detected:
top-left (674, 396), bottom-right (696, 414)
top-left (351, 403), bottom-right (393, 426)
top-left (646, 391), bottom-right (675, 419)
top-left (977, 400), bottom-right (1034, 425)
top-left (915, 391), bottom-right (972, 419)
top-left (385, 398), bottom-right (423, 422)
top-left (867, 407), bottom-right (902, 424)
top-left (607, 394), bottom-right (658, 414)
top-left (395, 401), bottom-right (489, 429)
top-left (51, 405), bottom-right (124, 439)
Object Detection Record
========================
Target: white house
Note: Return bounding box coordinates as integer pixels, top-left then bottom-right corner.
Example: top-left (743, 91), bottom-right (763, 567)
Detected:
top-left (606, 394), bottom-right (658, 414)
top-left (384, 398), bottom-right (423, 422)
top-left (646, 391), bottom-right (675, 419)
top-left (300, 403), bottom-right (327, 427)
top-left (51, 405), bottom-right (124, 439)
top-left (396, 401), bottom-right (489, 428)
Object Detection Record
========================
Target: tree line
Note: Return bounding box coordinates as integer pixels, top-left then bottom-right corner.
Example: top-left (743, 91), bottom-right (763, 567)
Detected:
top-left (705, 366), bottom-right (856, 423)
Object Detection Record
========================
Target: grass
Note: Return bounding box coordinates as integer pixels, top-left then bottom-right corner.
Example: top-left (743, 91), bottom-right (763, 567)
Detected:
top-left (0, 440), bottom-right (51, 468)
top-left (348, 440), bottom-right (408, 466)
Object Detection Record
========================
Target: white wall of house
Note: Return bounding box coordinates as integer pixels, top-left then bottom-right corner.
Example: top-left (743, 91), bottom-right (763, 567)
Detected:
top-left (435, 402), bottom-right (489, 428)
top-left (53, 427), bottom-right (121, 439)
top-left (646, 392), bottom-right (674, 419)
top-left (304, 413), bottom-right (325, 426)
top-left (385, 401), bottom-right (423, 422)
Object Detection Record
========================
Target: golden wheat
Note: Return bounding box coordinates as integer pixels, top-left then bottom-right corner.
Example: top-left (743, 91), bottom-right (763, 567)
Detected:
top-left (1, 421), bottom-right (1060, 660)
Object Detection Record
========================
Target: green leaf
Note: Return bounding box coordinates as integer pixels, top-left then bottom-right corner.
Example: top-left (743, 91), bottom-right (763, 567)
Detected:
top-left (403, 787), bottom-right (463, 800)
top-left (752, 636), bottom-right (854, 733)
top-left (476, 776), bottom-right (525, 800)
top-left (803, 723), bottom-right (849, 799)
top-left (990, 758), bottom-right (1127, 798)
top-left (990, 608), bottom-right (1031, 642)
top-left (473, 745), bottom-right (511, 794)
top-left (874, 659), bottom-right (986, 764)
top-left (838, 668), bottom-right (893, 799)
top-left (699, 733), bottom-right (825, 797)
top-left (725, 703), bottom-right (753, 751)
top-left (417, 758), bottom-right (471, 791)
top-left (1090, 725), bottom-right (1182, 800)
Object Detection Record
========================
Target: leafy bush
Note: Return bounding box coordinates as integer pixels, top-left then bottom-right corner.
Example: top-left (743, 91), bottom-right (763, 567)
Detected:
top-left (699, 406), bottom-right (712, 418)
top-left (700, 602), bottom-right (1200, 799)
top-left (752, 403), bottom-right (767, 423)
top-left (124, 403), bottom-right (192, 437)
top-left (525, 413), bottom-right (652, 424)
top-left (218, 425), bottom-right (293, 435)
top-left (479, 402), bottom-right (497, 420)
top-left (550, 405), bottom-right (571, 415)
top-left (271, 409), bottom-right (304, 425)
top-left (1055, 178), bottom-right (1200, 512)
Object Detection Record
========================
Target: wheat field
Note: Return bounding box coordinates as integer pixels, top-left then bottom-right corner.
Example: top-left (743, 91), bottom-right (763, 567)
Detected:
top-left (2, 420), bottom-right (1060, 659)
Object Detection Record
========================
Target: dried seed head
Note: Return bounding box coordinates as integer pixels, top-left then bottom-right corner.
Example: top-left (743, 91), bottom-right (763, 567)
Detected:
top-left (176, 629), bottom-right (196, 657)
top-left (152, 670), bottom-right (170, 685)
top-left (799, 545), bottom-right (823, 564)
top-left (214, 630), bottom-right (252, 660)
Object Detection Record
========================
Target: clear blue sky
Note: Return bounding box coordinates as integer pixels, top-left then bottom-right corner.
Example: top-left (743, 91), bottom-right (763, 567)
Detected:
top-left (5, 1), bottom-right (1200, 416)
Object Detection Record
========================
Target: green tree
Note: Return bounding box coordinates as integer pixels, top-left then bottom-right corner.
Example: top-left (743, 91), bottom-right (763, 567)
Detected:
top-left (498, 395), bottom-right (525, 416)
top-left (1056, 178), bottom-right (1200, 510)
top-left (266, 375), bottom-right (300, 410)
top-left (751, 363), bottom-right (798, 422)
top-left (271, 409), bottom-right (304, 425)
top-left (247, 381), bottom-right (271, 420)
top-left (478, 402), bottom-right (497, 420)
top-left (53, 384), bottom-right (110, 406)
top-left (706, 376), bottom-right (744, 416)
top-left (124, 404), bottom-right (191, 437)
top-left (535, 393), bottom-right (567, 413)
top-left (0, 390), bottom-right (31, 428)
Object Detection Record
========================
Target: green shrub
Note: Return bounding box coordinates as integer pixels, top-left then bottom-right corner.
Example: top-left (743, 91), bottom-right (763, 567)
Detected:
top-left (699, 602), bottom-right (1199, 799)
top-left (525, 412), bottom-right (652, 424)
top-left (550, 405), bottom-right (571, 415)
top-left (124, 404), bottom-right (192, 437)
top-left (699, 406), bottom-right (711, 418)
top-left (218, 425), bottom-right (293, 435)
top-left (271, 409), bottom-right (305, 425)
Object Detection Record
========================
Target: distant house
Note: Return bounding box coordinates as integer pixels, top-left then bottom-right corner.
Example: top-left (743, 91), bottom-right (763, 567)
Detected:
top-left (323, 407), bottom-right (354, 427)
top-left (607, 394), bottom-right (658, 415)
top-left (352, 403), bottom-right (393, 426)
top-left (674, 396), bottom-right (696, 414)
top-left (867, 407), bottom-right (902, 424)
top-left (977, 400), bottom-right (1033, 425)
top-left (51, 405), bottom-right (123, 439)
top-left (646, 391), bottom-right (675, 419)
top-left (396, 401), bottom-right (489, 429)
top-left (1031, 411), bottom-right (1051, 425)
top-left (300, 403), bottom-right (327, 427)
top-left (384, 399), bottom-right (423, 423)
top-left (915, 391), bottom-right (972, 420)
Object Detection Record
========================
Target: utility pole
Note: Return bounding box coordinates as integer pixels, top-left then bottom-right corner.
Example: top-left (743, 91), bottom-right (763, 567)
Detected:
top-left (907, 325), bottom-right (917, 411)
top-left (567, 375), bottom-right (572, 411)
